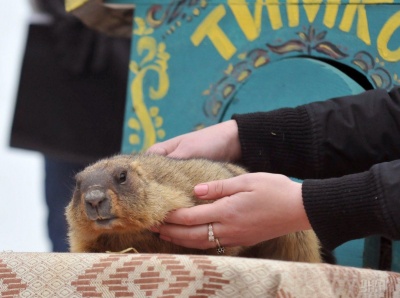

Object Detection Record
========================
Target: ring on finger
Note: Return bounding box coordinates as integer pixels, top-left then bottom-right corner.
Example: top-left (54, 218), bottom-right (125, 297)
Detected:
top-left (208, 223), bottom-right (215, 242)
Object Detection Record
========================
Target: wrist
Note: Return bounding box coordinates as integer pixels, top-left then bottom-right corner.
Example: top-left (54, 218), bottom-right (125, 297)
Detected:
top-left (292, 181), bottom-right (311, 231)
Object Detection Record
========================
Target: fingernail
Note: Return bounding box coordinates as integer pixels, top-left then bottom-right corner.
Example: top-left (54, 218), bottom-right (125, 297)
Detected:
top-left (154, 147), bottom-right (168, 156)
top-left (160, 235), bottom-right (171, 242)
top-left (149, 226), bottom-right (159, 233)
top-left (194, 184), bottom-right (209, 196)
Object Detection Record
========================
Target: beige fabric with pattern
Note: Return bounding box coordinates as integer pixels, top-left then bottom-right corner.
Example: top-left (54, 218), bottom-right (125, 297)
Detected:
top-left (0, 252), bottom-right (399, 297)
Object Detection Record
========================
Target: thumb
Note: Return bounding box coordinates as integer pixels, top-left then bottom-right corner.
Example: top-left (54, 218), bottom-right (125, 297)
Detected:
top-left (147, 139), bottom-right (179, 156)
top-left (147, 144), bottom-right (168, 156)
top-left (194, 176), bottom-right (249, 200)
top-left (147, 138), bottom-right (186, 157)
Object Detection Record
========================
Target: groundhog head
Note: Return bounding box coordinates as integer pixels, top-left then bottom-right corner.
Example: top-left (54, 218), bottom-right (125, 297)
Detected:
top-left (66, 154), bottom-right (192, 239)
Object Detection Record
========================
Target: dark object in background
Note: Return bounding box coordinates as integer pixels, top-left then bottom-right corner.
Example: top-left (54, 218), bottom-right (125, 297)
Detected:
top-left (10, 0), bottom-right (131, 251)
top-left (10, 0), bottom-right (131, 164)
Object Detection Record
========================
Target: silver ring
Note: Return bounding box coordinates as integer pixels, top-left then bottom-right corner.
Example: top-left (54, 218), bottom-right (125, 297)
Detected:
top-left (208, 223), bottom-right (215, 242)
top-left (215, 238), bottom-right (225, 255)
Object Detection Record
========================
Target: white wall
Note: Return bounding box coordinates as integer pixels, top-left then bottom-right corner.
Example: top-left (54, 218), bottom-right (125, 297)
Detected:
top-left (0, 2), bottom-right (50, 252)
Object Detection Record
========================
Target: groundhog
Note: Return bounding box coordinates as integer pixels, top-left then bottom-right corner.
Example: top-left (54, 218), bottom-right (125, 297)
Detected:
top-left (66, 153), bottom-right (322, 263)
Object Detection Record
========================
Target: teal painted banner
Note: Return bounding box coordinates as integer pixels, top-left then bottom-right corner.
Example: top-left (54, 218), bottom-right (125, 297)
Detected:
top-left (117, 0), bottom-right (400, 153)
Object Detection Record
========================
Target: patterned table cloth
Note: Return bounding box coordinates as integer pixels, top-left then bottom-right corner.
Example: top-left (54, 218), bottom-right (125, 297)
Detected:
top-left (1, 252), bottom-right (399, 297)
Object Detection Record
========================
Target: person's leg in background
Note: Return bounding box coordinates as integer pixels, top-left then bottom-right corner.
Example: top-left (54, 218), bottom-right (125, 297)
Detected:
top-left (44, 156), bottom-right (86, 252)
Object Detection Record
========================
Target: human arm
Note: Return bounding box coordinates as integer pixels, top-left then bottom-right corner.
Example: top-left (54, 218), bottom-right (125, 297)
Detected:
top-left (234, 87), bottom-right (400, 178)
top-left (303, 160), bottom-right (400, 250)
top-left (154, 172), bottom-right (310, 249)
top-left (155, 160), bottom-right (400, 251)
top-left (149, 87), bottom-right (400, 178)
top-left (231, 86), bottom-right (400, 249)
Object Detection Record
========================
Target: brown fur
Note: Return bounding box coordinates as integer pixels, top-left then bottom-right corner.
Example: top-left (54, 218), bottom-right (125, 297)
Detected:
top-left (66, 153), bottom-right (322, 263)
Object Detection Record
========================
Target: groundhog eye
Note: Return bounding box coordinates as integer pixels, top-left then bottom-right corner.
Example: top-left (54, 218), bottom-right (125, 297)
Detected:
top-left (119, 171), bottom-right (127, 184)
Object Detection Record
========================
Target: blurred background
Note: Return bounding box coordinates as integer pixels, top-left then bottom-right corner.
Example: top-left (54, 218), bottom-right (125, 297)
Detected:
top-left (0, 1), bottom-right (50, 251)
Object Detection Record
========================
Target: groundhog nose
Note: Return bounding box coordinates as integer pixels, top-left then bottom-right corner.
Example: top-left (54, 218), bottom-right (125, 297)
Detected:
top-left (85, 189), bottom-right (106, 208)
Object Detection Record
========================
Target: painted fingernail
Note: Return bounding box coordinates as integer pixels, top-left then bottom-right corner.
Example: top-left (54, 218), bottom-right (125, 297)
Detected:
top-left (149, 226), bottom-right (159, 233)
top-left (160, 235), bottom-right (171, 242)
top-left (194, 184), bottom-right (209, 196)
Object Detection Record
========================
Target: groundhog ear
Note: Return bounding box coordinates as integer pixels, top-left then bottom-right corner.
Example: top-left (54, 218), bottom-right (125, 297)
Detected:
top-left (129, 161), bottom-right (147, 178)
top-left (74, 172), bottom-right (82, 182)
top-left (74, 173), bottom-right (82, 189)
top-left (70, 187), bottom-right (82, 208)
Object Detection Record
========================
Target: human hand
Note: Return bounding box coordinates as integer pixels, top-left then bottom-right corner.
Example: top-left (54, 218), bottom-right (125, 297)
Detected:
top-left (147, 120), bottom-right (241, 162)
top-left (152, 173), bottom-right (311, 249)
top-left (67, 0), bottom-right (133, 38)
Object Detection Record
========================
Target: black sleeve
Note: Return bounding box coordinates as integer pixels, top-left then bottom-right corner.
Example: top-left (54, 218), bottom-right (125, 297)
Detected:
top-left (233, 87), bottom-right (400, 179)
top-left (303, 160), bottom-right (400, 250)
top-left (232, 87), bottom-right (400, 249)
